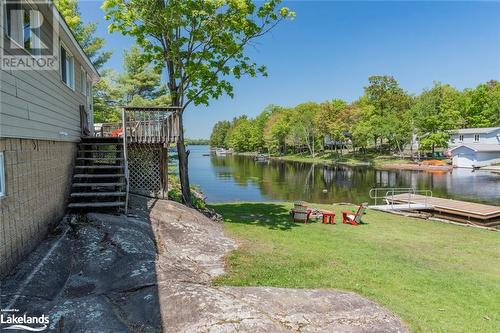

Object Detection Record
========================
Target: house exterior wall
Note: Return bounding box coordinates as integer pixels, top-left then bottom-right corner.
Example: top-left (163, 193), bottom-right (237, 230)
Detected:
top-left (449, 129), bottom-right (500, 147)
top-left (0, 0), bottom-right (96, 142)
top-left (475, 152), bottom-right (500, 167)
top-left (0, 138), bottom-right (75, 277)
top-left (0, 1), bottom-right (98, 276)
top-left (451, 146), bottom-right (500, 168)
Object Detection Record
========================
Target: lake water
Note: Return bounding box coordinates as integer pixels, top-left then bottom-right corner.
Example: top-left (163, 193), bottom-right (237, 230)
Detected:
top-left (187, 145), bottom-right (500, 205)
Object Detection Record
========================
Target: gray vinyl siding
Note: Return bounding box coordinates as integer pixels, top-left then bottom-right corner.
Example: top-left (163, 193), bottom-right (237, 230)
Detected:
top-left (0, 1), bottom-right (94, 142)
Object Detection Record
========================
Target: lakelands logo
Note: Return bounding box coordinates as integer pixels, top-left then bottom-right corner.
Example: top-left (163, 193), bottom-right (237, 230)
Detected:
top-left (0, 310), bottom-right (49, 331)
top-left (0, 0), bottom-right (59, 70)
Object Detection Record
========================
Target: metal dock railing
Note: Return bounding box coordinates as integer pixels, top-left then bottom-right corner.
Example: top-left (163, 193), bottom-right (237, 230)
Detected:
top-left (369, 187), bottom-right (434, 211)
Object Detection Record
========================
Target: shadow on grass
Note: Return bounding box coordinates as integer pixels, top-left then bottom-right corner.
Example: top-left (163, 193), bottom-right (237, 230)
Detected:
top-left (211, 202), bottom-right (316, 231)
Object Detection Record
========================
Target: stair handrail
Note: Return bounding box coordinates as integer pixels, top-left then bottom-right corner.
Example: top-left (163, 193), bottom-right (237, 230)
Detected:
top-left (369, 187), bottom-right (432, 209)
top-left (121, 107), bottom-right (130, 215)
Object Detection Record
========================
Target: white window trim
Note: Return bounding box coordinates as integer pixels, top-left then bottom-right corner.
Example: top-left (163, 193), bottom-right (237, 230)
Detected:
top-left (60, 41), bottom-right (75, 90)
top-left (80, 66), bottom-right (87, 95)
top-left (0, 152), bottom-right (5, 198)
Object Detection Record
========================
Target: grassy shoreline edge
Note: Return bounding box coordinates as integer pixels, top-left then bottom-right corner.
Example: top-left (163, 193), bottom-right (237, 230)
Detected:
top-left (210, 201), bottom-right (500, 333)
top-left (234, 151), bottom-right (449, 169)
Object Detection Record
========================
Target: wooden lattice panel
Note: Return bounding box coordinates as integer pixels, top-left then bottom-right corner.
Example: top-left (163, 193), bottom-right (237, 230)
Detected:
top-left (128, 144), bottom-right (166, 198)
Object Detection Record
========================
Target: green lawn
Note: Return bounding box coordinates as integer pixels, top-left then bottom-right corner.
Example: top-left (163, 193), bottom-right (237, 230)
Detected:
top-left (211, 202), bottom-right (500, 333)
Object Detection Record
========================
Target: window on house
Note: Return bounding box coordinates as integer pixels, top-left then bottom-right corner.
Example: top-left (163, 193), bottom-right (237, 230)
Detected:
top-left (459, 135), bottom-right (464, 141)
top-left (4, 2), bottom-right (38, 53)
top-left (0, 152), bottom-right (5, 198)
top-left (474, 134), bottom-right (480, 142)
top-left (61, 44), bottom-right (74, 89)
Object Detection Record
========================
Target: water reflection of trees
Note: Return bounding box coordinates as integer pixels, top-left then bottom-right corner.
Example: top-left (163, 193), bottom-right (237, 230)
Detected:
top-left (209, 155), bottom-right (499, 205)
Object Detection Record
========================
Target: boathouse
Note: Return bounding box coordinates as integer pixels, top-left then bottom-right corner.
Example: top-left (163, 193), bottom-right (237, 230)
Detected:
top-left (448, 127), bottom-right (500, 168)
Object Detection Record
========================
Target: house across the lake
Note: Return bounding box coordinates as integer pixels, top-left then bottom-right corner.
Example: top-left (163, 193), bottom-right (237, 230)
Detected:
top-left (448, 127), bottom-right (500, 168)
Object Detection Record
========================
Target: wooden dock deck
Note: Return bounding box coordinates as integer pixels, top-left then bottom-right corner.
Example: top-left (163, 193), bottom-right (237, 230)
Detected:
top-left (386, 194), bottom-right (500, 225)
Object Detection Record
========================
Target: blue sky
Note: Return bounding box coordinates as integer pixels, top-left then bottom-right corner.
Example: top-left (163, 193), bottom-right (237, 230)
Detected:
top-left (80, 0), bottom-right (500, 139)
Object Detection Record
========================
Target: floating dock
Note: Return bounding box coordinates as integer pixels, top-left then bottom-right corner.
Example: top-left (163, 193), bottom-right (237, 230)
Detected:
top-left (382, 194), bottom-right (500, 226)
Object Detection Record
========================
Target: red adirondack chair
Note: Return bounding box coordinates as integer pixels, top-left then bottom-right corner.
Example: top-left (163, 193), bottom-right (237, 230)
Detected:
top-left (342, 203), bottom-right (368, 225)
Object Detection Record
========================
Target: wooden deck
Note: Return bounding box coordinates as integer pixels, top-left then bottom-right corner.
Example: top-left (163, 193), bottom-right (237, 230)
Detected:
top-left (387, 193), bottom-right (500, 225)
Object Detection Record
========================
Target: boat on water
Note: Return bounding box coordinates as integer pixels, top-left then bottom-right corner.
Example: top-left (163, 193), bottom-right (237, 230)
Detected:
top-left (254, 154), bottom-right (270, 162)
top-left (215, 148), bottom-right (233, 156)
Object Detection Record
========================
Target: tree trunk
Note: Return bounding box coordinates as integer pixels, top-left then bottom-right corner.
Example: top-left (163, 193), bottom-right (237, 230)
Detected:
top-left (311, 135), bottom-right (315, 157)
top-left (176, 111), bottom-right (192, 207)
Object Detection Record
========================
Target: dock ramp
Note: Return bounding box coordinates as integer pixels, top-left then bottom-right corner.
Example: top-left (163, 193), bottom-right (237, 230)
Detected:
top-left (369, 187), bottom-right (434, 211)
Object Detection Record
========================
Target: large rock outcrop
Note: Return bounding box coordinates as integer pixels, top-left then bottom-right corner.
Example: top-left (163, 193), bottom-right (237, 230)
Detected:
top-left (0, 198), bottom-right (407, 332)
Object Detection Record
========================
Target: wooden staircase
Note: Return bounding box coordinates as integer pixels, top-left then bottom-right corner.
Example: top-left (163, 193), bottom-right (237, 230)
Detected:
top-left (68, 137), bottom-right (128, 211)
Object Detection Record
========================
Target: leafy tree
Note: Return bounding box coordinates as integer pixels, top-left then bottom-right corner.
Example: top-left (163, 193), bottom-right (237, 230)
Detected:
top-left (250, 106), bottom-right (273, 151)
top-left (463, 80), bottom-right (500, 127)
top-left (226, 117), bottom-right (255, 152)
top-left (93, 56), bottom-right (170, 123)
top-left (412, 83), bottom-right (463, 153)
top-left (364, 76), bottom-right (413, 151)
top-left (264, 109), bottom-right (290, 154)
top-left (315, 99), bottom-right (348, 155)
top-left (210, 121), bottom-right (231, 148)
top-left (288, 103), bottom-right (321, 156)
top-left (54, 0), bottom-right (111, 69)
top-left (93, 69), bottom-right (122, 123)
top-left (185, 138), bottom-right (210, 145)
top-left (103, 0), bottom-right (294, 205)
top-left (127, 94), bottom-right (171, 107)
top-left (118, 46), bottom-right (165, 102)
top-left (350, 102), bottom-right (376, 152)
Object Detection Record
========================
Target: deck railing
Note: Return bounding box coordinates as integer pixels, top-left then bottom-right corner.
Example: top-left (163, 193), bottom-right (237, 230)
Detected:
top-left (123, 106), bottom-right (181, 144)
top-left (93, 106), bottom-right (181, 144)
top-left (94, 122), bottom-right (121, 137)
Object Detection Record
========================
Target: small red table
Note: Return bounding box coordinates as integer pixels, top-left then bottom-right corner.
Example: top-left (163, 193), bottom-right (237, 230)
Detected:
top-left (322, 211), bottom-right (336, 224)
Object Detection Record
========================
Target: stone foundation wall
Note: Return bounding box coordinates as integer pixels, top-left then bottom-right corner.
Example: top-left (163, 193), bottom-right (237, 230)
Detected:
top-left (0, 138), bottom-right (76, 277)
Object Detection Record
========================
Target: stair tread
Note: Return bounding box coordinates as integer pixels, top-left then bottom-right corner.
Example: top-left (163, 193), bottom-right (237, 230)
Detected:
top-left (75, 165), bottom-right (123, 169)
top-left (81, 136), bottom-right (122, 141)
top-left (79, 143), bottom-right (123, 146)
top-left (74, 174), bottom-right (125, 178)
top-left (71, 192), bottom-right (126, 197)
top-left (78, 150), bottom-right (122, 153)
top-left (68, 202), bottom-right (125, 208)
top-left (72, 182), bottom-right (125, 186)
top-left (76, 157), bottom-right (124, 160)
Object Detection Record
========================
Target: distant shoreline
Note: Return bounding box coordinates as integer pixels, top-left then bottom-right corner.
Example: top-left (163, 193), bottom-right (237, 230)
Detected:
top-left (231, 150), bottom-right (455, 171)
